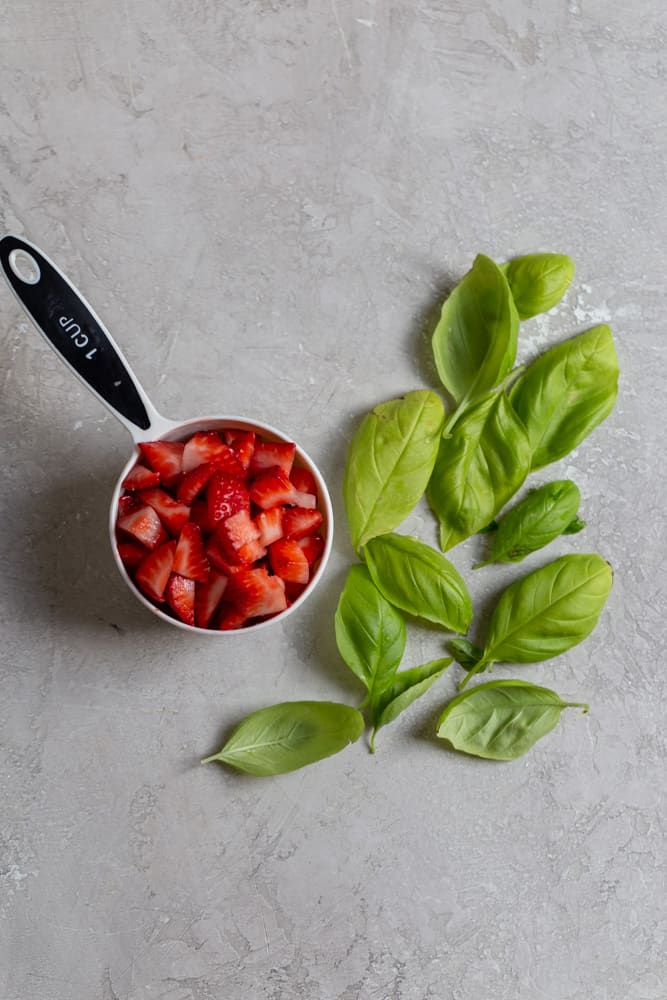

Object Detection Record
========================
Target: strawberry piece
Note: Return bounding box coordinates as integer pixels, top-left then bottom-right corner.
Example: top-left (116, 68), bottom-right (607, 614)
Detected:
top-left (208, 471), bottom-right (250, 524)
top-left (297, 534), bottom-right (325, 564)
top-left (118, 493), bottom-right (140, 519)
top-left (178, 462), bottom-right (216, 505)
top-left (118, 504), bottom-right (169, 550)
top-left (226, 567), bottom-right (287, 619)
top-left (285, 581), bottom-right (308, 604)
top-left (138, 488), bottom-right (191, 536)
top-left (282, 507), bottom-right (324, 540)
top-left (255, 507), bottom-right (284, 546)
top-left (217, 603), bottom-right (249, 631)
top-left (290, 466), bottom-right (317, 495)
top-left (195, 571), bottom-right (228, 628)
top-left (217, 510), bottom-right (266, 565)
top-left (166, 573), bottom-right (195, 626)
top-left (139, 441), bottom-right (184, 486)
top-left (227, 430), bottom-right (255, 471)
top-left (173, 523), bottom-right (209, 582)
top-left (117, 540), bottom-right (149, 569)
top-left (289, 489), bottom-right (317, 510)
top-left (250, 440), bottom-right (296, 477)
top-left (206, 534), bottom-right (245, 575)
top-left (122, 464), bottom-right (161, 491)
top-left (182, 431), bottom-right (241, 474)
top-left (249, 468), bottom-right (297, 510)
top-left (190, 500), bottom-right (217, 535)
top-left (269, 538), bottom-right (310, 585)
top-left (135, 540), bottom-right (177, 602)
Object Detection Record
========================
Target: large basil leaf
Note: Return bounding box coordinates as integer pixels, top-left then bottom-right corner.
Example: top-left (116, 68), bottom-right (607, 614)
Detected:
top-left (334, 565), bottom-right (406, 691)
top-left (201, 701), bottom-right (365, 776)
top-left (501, 253), bottom-right (575, 320)
top-left (436, 680), bottom-right (589, 760)
top-left (364, 533), bottom-right (472, 633)
top-left (343, 390), bottom-right (445, 552)
top-left (427, 390), bottom-right (531, 551)
top-left (475, 480), bottom-right (582, 566)
top-left (369, 658), bottom-right (451, 751)
top-left (432, 253), bottom-right (519, 406)
top-left (509, 324), bottom-right (619, 470)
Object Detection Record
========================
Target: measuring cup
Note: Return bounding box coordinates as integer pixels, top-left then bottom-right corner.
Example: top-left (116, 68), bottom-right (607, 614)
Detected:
top-left (0, 235), bottom-right (333, 633)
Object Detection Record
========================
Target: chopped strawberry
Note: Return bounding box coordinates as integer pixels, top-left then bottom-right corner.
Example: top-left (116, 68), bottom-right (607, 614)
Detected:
top-left (285, 581), bottom-right (308, 604)
top-left (166, 573), bottom-right (195, 626)
top-left (118, 504), bottom-right (169, 550)
top-left (249, 468), bottom-right (296, 510)
top-left (229, 430), bottom-right (255, 470)
top-left (122, 464), bottom-right (161, 491)
top-left (226, 567), bottom-right (287, 619)
top-left (282, 507), bottom-right (324, 540)
top-left (190, 499), bottom-right (217, 535)
top-left (195, 571), bottom-right (228, 628)
top-left (138, 488), bottom-right (191, 536)
top-left (208, 471), bottom-right (250, 524)
top-left (135, 540), bottom-right (177, 602)
top-left (206, 534), bottom-right (246, 575)
top-left (290, 466), bottom-right (317, 495)
top-left (289, 489), bottom-right (317, 510)
top-left (269, 538), bottom-right (310, 585)
top-left (177, 462), bottom-right (215, 505)
top-left (118, 493), bottom-right (141, 519)
top-left (217, 510), bottom-right (266, 565)
top-left (173, 523), bottom-right (209, 582)
top-left (217, 603), bottom-right (249, 631)
top-left (138, 441), bottom-right (184, 486)
top-left (117, 540), bottom-right (149, 569)
top-left (297, 534), bottom-right (325, 564)
top-left (182, 431), bottom-right (243, 475)
top-left (249, 440), bottom-right (296, 477)
top-left (255, 507), bottom-right (284, 546)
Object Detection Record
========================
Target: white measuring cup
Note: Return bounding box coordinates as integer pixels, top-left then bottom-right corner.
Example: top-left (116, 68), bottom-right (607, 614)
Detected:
top-left (0, 235), bottom-right (333, 633)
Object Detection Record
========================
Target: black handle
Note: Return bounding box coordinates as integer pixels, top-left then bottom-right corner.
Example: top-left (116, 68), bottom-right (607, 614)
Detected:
top-left (0, 235), bottom-right (156, 435)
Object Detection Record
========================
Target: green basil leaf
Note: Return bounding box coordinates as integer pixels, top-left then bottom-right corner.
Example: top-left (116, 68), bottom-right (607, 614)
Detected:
top-left (436, 680), bottom-right (589, 760)
top-left (370, 658), bottom-right (452, 750)
top-left (501, 253), bottom-right (575, 320)
top-left (334, 565), bottom-right (406, 691)
top-left (343, 390), bottom-right (445, 552)
top-left (509, 324), bottom-right (619, 470)
top-left (563, 516), bottom-right (586, 535)
top-left (364, 533), bottom-right (472, 633)
top-left (427, 390), bottom-right (531, 551)
top-left (447, 638), bottom-right (484, 670)
top-left (475, 480), bottom-right (582, 567)
top-left (432, 253), bottom-right (519, 406)
top-left (202, 701), bottom-right (365, 776)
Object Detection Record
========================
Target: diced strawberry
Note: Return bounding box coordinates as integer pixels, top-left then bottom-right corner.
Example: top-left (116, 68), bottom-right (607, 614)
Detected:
top-left (285, 581), bottom-right (308, 604)
top-left (255, 507), bottom-right (284, 547)
top-left (138, 441), bottom-right (184, 486)
top-left (228, 430), bottom-right (255, 471)
top-left (118, 504), bottom-right (169, 550)
top-left (166, 573), bottom-right (195, 626)
top-left (173, 523), bottom-right (209, 582)
top-left (117, 540), bottom-right (149, 569)
top-left (118, 493), bottom-right (141, 519)
top-left (249, 468), bottom-right (296, 510)
top-left (182, 431), bottom-right (242, 475)
top-left (290, 466), bottom-right (317, 495)
top-left (122, 464), bottom-right (161, 490)
top-left (206, 534), bottom-right (246, 575)
top-left (250, 440), bottom-right (296, 477)
top-left (217, 603), bottom-right (249, 631)
top-left (269, 538), bottom-right (310, 585)
top-left (297, 534), bottom-right (325, 564)
top-left (138, 488), bottom-right (191, 536)
top-left (208, 471), bottom-right (250, 524)
top-left (135, 540), bottom-right (177, 602)
top-left (226, 567), bottom-right (287, 619)
top-left (289, 489), bottom-right (317, 510)
top-left (190, 500), bottom-right (217, 535)
top-left (217, 510), bottom-right (266, 565)
top-left (282, 507), bottom-right (324, 540)
top-left (178, 462), bottom-right (215, 506)
top-left (195, 571), bottom-right (228, 628)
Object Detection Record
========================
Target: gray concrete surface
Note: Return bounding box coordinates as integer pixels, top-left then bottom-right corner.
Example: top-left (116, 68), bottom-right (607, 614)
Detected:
top-left (1, 2), bottom-right (665, 998)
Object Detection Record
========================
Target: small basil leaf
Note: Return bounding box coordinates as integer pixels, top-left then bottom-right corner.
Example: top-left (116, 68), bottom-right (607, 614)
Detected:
top-left (563, 516), bottom-right (586, 535)
top-left (432, 254), bottom-right (519, 407)
top-left (202, 701), bottom-right (365, 776)
top-left (509, 324), bottom-right (619, 470)
top-left (364, 533), bottom-right (472, 633)
top-left (475, 480), bottom-right (582, 567)
top-left (370, 658), bottom-right (452, 751)
top-left (436, 680), bottom-right (589, 760)
top-left (343, 390), bottom-right (445, 552)
top-left (447, 638), bottom-right (484, 670)
top-left (501, 253), bottom-right (575, 320)
top-left (334, 565), bottom-right (406, 691)
top-left (427, 390), bottom-right (531, 551)
top-left (479, 520), bottom-right (499, 534)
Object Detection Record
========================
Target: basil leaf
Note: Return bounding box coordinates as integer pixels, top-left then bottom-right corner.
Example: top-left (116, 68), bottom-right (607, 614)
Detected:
top-left (432, 253), bottom-right (519, 407)
top-left (370, 658), bottom-right (452, 751)
top-left (509, 325), bottom-right (619, 470)
top-left (334, 565), bottom-right (406, 691)
top-left (475, 479), bottom-right (582, 567)
top-left (343, 390), bottom-right (445, 552)
top-left (447, 638), bottom-right (484, 670)
top-left (427, 390), bottom-right (531, 551)
top-left (563, 516), bottom-right (586, 535)
top-left (364, 533), bottom-right (472, 633)
top-left (501, 253), bottom-right (575, 320)
top-left (436, 680), bottom-right (589, 760)
top-left (202, 701), bottom-right (365, 776)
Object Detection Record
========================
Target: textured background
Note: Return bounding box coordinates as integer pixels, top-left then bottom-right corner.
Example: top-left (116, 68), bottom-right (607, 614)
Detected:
top-left (1, 2), bottom-right (665, 998)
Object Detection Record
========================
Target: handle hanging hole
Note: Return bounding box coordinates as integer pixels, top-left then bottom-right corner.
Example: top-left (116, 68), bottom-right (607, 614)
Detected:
top-left (8, 249), bottom-right (41, 285)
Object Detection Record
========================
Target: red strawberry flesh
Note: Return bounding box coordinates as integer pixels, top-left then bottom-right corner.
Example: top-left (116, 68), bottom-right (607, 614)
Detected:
top-left (135, 540), bottom-right (177, 602)
top-left (173, 522), bottom-right (209, 582)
